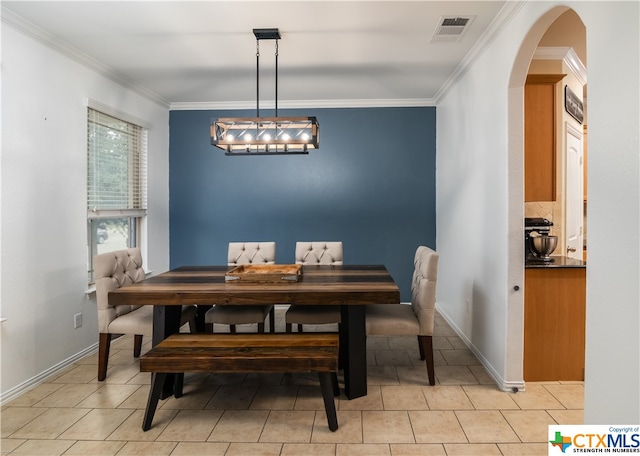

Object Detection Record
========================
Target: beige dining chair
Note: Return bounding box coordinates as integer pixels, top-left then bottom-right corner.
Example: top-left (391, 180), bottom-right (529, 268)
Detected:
top-left (94, 248), bottom-right (197, 381)
top-left (365, 245), bottom-right (438, 385)
top-left (205, 242), bottom-right (277, 333)
top-left (285, 241), bottom-right (343, 333)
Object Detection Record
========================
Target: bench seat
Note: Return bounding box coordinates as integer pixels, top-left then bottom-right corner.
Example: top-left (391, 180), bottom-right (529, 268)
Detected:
top-left (140, 333), bottom-right (339, 432)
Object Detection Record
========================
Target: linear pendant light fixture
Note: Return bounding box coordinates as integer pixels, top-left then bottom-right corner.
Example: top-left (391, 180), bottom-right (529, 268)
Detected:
top-left (211, 28), bottom-right (319, 155)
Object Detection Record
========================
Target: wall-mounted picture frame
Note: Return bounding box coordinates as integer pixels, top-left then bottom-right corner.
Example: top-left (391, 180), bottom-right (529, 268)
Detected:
top-left (564, 85), bottom-right (584, 124)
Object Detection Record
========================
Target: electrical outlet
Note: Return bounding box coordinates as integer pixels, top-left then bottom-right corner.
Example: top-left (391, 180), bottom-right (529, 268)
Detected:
top-left (74, 313), bottom-right (83, 329)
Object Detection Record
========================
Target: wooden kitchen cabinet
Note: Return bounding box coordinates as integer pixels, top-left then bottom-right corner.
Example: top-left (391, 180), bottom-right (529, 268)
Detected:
top-left (524, 74), bottom-right (565, 202)
top-left (524, 266), bottom-right (586, 381)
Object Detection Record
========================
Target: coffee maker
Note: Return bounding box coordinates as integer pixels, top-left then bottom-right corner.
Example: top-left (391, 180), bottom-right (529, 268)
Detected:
top-left (525, 217), bottom-right (556, 262)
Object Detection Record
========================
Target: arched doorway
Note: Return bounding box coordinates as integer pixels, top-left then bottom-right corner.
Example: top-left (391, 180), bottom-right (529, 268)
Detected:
top-left (507, 6), bottom-right (586, 387)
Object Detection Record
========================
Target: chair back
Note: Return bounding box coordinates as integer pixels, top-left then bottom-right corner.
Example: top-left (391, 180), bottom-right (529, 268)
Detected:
top-left (228, 242), bottom-right (276, 265)
top-left (295, 242), bottom-right (343, 265)
top-left (410, 246), bottom-right (439, 335)
top-left (94, 248), bottom-right (146, 333)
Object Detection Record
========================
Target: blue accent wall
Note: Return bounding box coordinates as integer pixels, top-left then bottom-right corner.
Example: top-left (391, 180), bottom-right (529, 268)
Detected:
top-left (169, 107), bottom-right (436, 299)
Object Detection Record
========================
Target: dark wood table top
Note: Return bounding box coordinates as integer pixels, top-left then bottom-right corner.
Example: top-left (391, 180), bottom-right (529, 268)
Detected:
top-left (109, 264), bottom-right (400, 307)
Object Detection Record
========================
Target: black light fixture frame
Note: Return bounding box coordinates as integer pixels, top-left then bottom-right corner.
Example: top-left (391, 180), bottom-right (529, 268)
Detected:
top-left (211, 28), bottom-right (320, 155)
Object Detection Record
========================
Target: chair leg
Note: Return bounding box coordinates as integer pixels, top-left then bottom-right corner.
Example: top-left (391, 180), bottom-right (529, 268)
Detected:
top-left (417, 335), bottom-right (425, 360)
top-left (297, 324), bottom-right (303, 333)
top-left (98, 333), bottom-right (112, 381)
top-left (195, 305), bottom-right (213, 332)
top-left (257, 322), bottom-right (265, 333)
top-left (331, 372), bottom-right (340, 396)
top-left (419, 335), bottom-right (435, 385)
top-left (230, 325), bottom-right (236, 334)
top-left (318, 372), bottom-right (339, 432)
top-left (269, 308), bottom-right (276, 333)
top-left (174, 373), bottom-right (184, 398)
top-left (205, 323), bottom-right (214, 333)
top-left (286, 323), bottom-right (293, 333)
top-left (142, 372), bottom-right (167, 431)
top-left (133, 334), bottom-right (143, 358)
top-left (188, 315), bottom-right (197, 333)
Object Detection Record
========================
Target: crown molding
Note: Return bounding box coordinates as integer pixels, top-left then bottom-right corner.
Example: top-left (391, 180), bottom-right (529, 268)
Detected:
top-left (1, 7), bottom-right (170, 108)
top-left (533, 46), bottom-right (587, 86)
top-left (170, 98), bottom-right (436, 111)
top-left (3, 3), bottom-right (533, 112)
top-left (433, 0), bottom-right (526, 103)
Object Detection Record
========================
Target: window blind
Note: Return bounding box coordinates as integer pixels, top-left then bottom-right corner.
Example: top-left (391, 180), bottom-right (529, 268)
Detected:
top-left (87, 108), bottom-right (147, 217)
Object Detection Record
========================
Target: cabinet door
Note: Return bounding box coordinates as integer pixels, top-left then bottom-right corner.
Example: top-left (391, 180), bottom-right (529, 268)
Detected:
top-left (524, 75), bottom-right (564, 202)
top-left (524, 268), bottom-right (586, 381)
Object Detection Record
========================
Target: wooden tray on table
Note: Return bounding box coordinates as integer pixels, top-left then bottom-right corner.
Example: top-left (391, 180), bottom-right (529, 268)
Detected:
top-left (225, 264), bottom-right (302, 283)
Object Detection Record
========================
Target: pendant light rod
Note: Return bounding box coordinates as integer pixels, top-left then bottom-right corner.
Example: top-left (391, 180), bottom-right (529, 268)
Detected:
top-left (256, 39), bottom-right (260, 117)
top-left (253, 28), bottom-right (281, 117)
top-left (275, 38), bottom-right (278, 117)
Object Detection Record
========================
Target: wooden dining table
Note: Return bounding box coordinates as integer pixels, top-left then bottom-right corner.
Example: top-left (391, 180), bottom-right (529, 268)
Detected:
top-left (109, 264), bottom-right (400, 400)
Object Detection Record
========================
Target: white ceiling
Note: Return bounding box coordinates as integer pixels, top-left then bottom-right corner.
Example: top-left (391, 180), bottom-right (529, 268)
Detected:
top-left (2, 1), bottom-right (515, 108)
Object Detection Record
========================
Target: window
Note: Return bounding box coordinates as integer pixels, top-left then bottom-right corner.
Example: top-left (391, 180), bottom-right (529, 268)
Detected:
top-left (87, 106), bottom-right (147, 283)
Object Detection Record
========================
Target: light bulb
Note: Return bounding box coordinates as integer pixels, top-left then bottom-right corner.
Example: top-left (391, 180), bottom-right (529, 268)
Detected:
top-left (263, 134), bottom-right (271, 141)
top-left (226, 134), bottom-right (235, 141)
top-left (282, 133), bottom-right (291, 141)
top-left (244, 133), bottom-right (252, 141)
top-left (301, 133), bottom-right (310, 141)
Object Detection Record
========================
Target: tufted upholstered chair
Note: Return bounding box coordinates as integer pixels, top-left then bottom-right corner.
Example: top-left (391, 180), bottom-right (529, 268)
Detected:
top-left (205, 242), bottom-right (277, 333)
top-left (94, 248), bottom-right (197, 381)
top-left (285, 242), bottom-right (343, 333)
top-left (365, 246), bottom-right (438, 385)
top-left (227, 242), bottom-right (276, 265)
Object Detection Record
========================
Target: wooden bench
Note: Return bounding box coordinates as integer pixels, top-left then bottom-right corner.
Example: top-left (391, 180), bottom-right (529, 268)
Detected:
top-left (140, 333), bottom-right (340, 432)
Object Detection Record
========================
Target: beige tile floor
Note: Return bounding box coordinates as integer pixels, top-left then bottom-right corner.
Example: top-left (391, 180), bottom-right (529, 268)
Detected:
top-left (1, 309), bottom-right (583, 455)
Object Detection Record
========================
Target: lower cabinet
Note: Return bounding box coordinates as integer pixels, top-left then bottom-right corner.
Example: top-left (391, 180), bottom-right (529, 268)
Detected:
top-left (524, 267), bottom-right (586, 381)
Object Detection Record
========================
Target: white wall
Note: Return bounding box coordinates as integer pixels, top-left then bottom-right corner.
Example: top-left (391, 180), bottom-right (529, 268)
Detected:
top-left (437, 1), bottom-right (639, 423)
top-left (436, 3), bottom-right (527, 390)
top-left (576, 2), bottom-right (639, 424)
top-left (1, 24), bottom-right (170, 399)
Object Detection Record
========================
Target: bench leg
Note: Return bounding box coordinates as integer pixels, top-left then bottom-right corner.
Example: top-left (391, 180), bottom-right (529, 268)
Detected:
top-left (318, 372), bottom-right (339, 432)
top-left (143, 372), bottom-right (167, 431)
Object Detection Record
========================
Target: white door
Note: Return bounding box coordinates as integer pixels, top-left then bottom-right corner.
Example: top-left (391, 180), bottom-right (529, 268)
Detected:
top-left (565, 122), bottom-right (584, 260)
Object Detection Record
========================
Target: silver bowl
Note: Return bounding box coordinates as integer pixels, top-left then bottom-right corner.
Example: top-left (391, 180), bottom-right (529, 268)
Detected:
top-left (531, 235), bottom-right (558, 259)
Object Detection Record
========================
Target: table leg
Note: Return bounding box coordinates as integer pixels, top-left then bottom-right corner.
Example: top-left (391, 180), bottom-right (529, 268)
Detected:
top-left (152, 306), bottom-right (182, 399)
top-left (340, 305), bottom-right (367, 399)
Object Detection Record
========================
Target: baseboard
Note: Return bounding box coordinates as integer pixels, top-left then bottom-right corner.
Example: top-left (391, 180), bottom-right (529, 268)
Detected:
top-left (436, 305), bottom-right (526, 393)
top-left (0, 342), bottom-right (99, 406)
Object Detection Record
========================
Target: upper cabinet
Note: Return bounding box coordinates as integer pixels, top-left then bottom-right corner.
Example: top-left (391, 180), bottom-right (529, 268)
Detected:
top-left (524, 74), bottom-right (565, 202)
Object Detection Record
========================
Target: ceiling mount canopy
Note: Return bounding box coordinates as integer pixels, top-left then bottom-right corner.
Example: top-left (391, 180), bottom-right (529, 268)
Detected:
top-left (211, 28), bottom-right (319, 156)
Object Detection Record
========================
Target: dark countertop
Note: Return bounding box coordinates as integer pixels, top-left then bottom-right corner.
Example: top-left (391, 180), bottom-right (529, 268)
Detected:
top-left (525, 255), bottom-right (586, 268)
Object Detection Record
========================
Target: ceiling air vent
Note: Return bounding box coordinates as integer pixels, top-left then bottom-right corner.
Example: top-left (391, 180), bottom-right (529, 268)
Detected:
top-left (431, 16), bottom-right (475, 43)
